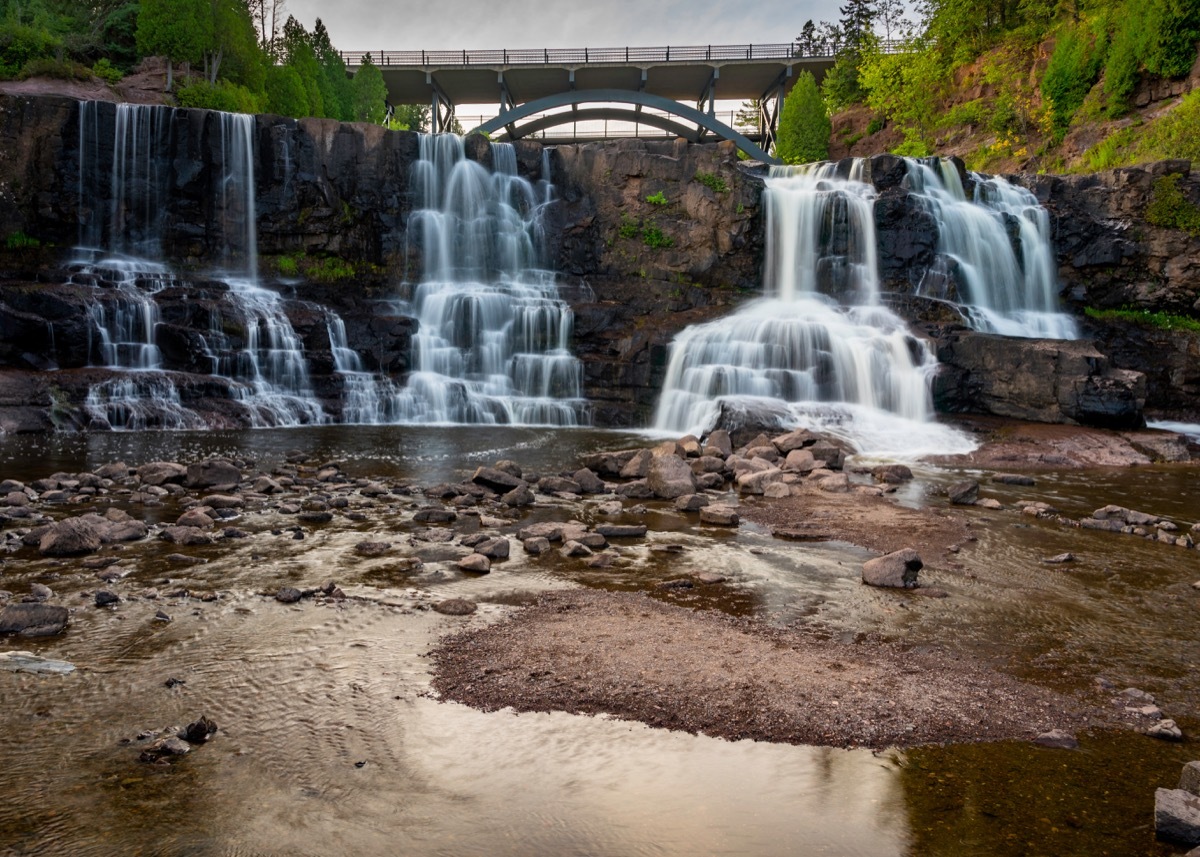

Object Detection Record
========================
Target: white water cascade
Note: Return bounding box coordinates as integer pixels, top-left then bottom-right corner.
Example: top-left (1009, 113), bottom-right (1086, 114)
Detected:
top-left (326, 315), bottom-right (407, 424)
top-left (907, 158), bottom-right (1079, 339)
top-left (653, 163), bottom-right (975, 457)
top-left (393, 135), bottom-right (589, 425)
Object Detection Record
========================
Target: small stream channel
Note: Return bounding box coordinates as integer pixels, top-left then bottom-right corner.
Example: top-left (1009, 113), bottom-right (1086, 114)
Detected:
top-left (0, 425), bottom-right (1196, 856)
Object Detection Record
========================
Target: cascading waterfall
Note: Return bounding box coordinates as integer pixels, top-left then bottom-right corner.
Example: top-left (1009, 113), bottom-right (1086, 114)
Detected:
top-left (326, 315), bottom-right (406, 424)
top-left (653, 163), bottom-right (974, 457)
top-left (393, 135), bottom-right (589, 425)
top-left (907, 158), bottom-right (1078, 339)
top-left (75, 102), bottom-right (333, 428)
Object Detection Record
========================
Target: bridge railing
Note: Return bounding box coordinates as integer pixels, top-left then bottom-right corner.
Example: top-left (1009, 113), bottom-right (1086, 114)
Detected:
top-left (342, 41), bottom-right (905, 67)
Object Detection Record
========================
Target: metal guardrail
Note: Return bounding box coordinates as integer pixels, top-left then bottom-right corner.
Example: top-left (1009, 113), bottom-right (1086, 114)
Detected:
top-left (341, 41), bottom-right (903, 67)
top-left (457, 109), bottom-right (760, 137)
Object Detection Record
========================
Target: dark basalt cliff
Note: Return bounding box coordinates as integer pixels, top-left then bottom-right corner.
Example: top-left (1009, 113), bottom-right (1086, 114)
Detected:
top-left (0, 92), bottom-right (1195, 431)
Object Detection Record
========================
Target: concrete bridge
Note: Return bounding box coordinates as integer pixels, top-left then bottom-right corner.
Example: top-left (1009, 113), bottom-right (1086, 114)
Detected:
top-left (343, 42), bottom-right (845, 162)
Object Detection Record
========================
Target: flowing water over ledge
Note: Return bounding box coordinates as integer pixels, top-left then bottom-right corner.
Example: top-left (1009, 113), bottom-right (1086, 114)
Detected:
top-left (0, 426), bottom-right (1196, 856)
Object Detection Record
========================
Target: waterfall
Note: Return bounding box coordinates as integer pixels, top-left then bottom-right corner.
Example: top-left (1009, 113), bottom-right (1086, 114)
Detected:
top-left (392, 135), bottom-right (589, 426)
top-left (653, 163), bottom-right (974, 457)
top-left (327, 315), bottom-right (406, 424)
top-left (74, 102), bottom-right (333, 429)
top-left (907, 159), bottom-right (1078, 339)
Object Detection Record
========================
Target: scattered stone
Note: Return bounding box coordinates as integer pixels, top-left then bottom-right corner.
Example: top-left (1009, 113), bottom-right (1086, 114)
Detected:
top-left (947, 480), bottom-right (980, 505)
top-left (1150, 719), bottom-right (1184, 741)
top-left (457, 553), bottom-right (491, 573)
top-left (992, 473), bottom-right (1036, 486)
top-left (694, 572), bottom-right (727, 585)
top-left (773, 525), bottom-right (832, 541)
top-left (872, 464), bottom-right (913, 484)
top-left (160, 526), bottom-right (213, 546)
top-left (433, 598), bottom-right (477, 616)
top-left (619, 449), bottom-right (654, 479)
top-left (615, 480), bottom-right (654, 499)
top-left (816, 474), bottom-right (851, 493)
top-left (182, 716), bottom-right (218, 744)
top-left (413, 508), bottom-right (457, 524)
top-left (474, 537), bottom-right (510, 560)
top-left (523, 537), bottom-right (551, 555)
top-left (298, 510), bottom-right (334, 525)
top-left (154, 610), bottom-right (171, 622)
top-left (38, 516), bottom-right (106, 556)
top-left (186, 459), bottom-right (242, 490)
top-left (500, 485), bottom-right (535, 506)
top-left (202, 494), bottom-right (245, 510)
top-left (975, 498), bottom-right (1003, 509)
top-left (138, 462), bottom-right (187, 486)
top-left (1179, 762), bottom-right (1200, 796)
top-left (140, 736), bottom-right (191, 763)
top-left (771, 428), bottom-right (816, 454)
top-left (0, 603), bottom-right (69, 637)
top-left (586, 553), bottom-right (615, 568)
top-left (699, 506), bottom-right (739, 527)
top-left (28, 583), bottom-right (52, 602)
top-left (164, 677), bottom-right (185, 688)
top-left (674, 494), bottom-right (710, 513)
top-left (862, 548), bottom-right (923, 589)
top-left (0, 651), bottom-right (75, 674)
top-left (657, 578), bottom-right (694, 590)
top-left (1042, 553), bottom-right (1076, 564)
top-left (763, 482), bottom-right (792, 499)
top-left (594, 524), bottom-right (647, 538)
top-left (1121, 687), bottom-right (1156, 704)
top-left (703, 430), bottom-right (733, 458)
top-left (1033, 729), bottom-right (1078, 749)
top-left (1156, 789), bottom-right (1200, 845)
top-left (354, 541), bottom-right (392, 557)
top-left (539, 476), bottom-right (582, 494)
top-left (783, 449), bottom-right (817, 473)
top-left (176, 508), bottom-right (215, 529)
top-left (95, 590), bottom-right (120, 607)
top-left (572, 468), bottom-right (606, 494)
top-left (274, 587), bottom-right (304, 604)
top-left (472, 466), bottom-right (525, 493)
top-left (560, 540), bottom-right (593, 558)
top-left (646, 453), bottom-right (697, 499)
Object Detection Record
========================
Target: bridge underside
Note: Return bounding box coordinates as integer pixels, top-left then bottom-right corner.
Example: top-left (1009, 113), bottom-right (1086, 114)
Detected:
top-left (475, 89), bottom-right (777, 162)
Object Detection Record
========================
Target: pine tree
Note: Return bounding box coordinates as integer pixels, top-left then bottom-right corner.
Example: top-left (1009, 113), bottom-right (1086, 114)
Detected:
top-left (351, 56), bottom-right (387, 124)
top-left (136, 0), bottom-right (208, 90)
top-left (775, 71), bottom-right (831, 165)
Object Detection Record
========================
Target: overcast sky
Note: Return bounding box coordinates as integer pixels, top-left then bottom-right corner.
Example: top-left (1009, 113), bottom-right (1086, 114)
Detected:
top-left (284, 0), bottom-right (847, 52)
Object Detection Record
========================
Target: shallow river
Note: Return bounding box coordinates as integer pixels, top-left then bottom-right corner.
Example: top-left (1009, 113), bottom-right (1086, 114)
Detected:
top-left (0, 426), bottom-right (1197, 856)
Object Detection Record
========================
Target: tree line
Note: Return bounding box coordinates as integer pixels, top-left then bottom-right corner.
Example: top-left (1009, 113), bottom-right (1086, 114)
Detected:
top-left (0, 0), bottom-right (428, 128)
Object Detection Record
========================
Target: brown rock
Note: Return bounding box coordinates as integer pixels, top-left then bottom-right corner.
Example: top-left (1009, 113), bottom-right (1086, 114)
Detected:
top-left (862, 548), bottom-right (923, 588)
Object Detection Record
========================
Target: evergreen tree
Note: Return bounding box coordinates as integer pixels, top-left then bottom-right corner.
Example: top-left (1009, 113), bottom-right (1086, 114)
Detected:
top-left (351, 55), bottom-right (387, 123)
top-left (311, 18), bottom-right (352, 121)
top-left (265, 62), bottom-right (308, 116)
top-left (775, 71), bottom-right (831, 164)
top-left (279, 16), bottom-right (322, 116)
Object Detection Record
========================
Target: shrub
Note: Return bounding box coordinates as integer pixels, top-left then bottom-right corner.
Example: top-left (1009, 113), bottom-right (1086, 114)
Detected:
top-left (176, 80), bottom-right (264, 115)
top-left (777, 70), bottom-right (831, 164)
top-left (1146, 174), bottom-right (1200, 236)
top-left (19, 57), bottom-right (90, 81)
top-left (618, 216), bottom-right (640, 239)
top-left (4, 231), bottom-right (41, 250)
top-left (645, 190), bottom-right (668, 206)
top-left (91, 58), bottom-right (123, 84)
top-left (1085, 306), bottom-right (1200, 331)
top-left (276, 254), bottom-right (301, 276)
top-left (306, 256), bottom-right (356, 282)
top-left (0, 21), bottom-right (60, 80)
top-left (866, 117), bottom-right (885, 135)
top-left (642, 225), bottom-right (674, 249)
top-left (693, 171), bottom-right (729, 193)
top-left (1040, 27), bottom-right (1105, 142)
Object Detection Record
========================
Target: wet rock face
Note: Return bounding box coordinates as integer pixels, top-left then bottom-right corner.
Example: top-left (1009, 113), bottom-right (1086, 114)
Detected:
top-left (934, 332), bottom-right (1147, 428)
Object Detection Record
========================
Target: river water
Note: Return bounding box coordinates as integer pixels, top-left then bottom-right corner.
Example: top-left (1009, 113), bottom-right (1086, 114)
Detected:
top-left (0, 425), bottom-right (1196, 856)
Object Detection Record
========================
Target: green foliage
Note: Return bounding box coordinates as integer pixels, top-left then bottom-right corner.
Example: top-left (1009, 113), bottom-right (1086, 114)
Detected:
top-left (1040, 26), bottom-right (1105, 141)
top-left (892, 138), bottom-right (932, 157)
top-left (311, 18), bottom-right (352, 121)
top-left (265, 63), bottom-right (309, 117)
top-left (0, 18), bottom-right (61, 79)
top-left (642, 225), bottom-right (674, 249)
top-left (859, 38), bottom-right (948, 151)
top-left (1102, 0), bottom-right (1200, 115)
top-left (866, 116), bottom-right (885, 135)
top-left (821, 54), bottom-right (864, 112)
top-left (19, 56), bottom-right (88, 80)
top-left (1080, 89), bottom-right (1200, 168)
top-left (1146, 173), bottom-right (1200, 235)
top-left (693, 171), bottom-right (729, 193)
top-left (645, 190), bottom-right (668, 205)
top-left (618, 215), bottom-right (640, 239)
top-left (280, 16), bottom-right (322, 117)
top-left (306, 255), bottom-right (355, 282)
top-left (351, 56), bottom-right (387, 123)
top-left (777, 70), bottom-right (831, 164)
top-left (4, 231), bottom-right (41, 250)
top-left (392, 104), bottom-right (430, 132)
top-left (1084, 305), bottom-right (1200, 331)
top-left (91, 57), bottom-right (122, 83)
top-left (137, 0), bottom-right (208, 89)
top-left (276, 254), bottom-right (300, 276)
top-left (176, 79), bottom-right (264, 114)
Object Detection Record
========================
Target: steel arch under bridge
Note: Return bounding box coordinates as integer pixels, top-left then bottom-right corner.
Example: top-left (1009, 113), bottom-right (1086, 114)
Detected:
top-left (472, 89), bottom-right (777, 163)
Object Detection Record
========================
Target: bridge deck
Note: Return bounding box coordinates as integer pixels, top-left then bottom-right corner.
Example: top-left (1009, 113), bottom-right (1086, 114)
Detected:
top-left (344, 42), bottom-right (837, 105)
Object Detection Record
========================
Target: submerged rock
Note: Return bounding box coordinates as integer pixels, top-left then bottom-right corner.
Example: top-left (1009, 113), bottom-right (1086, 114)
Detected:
top-left (1033, 729), bottom-right (1078, 749)
top-left (0, 603), bottom-right (69, 637)
top-left (433, 598), bottom-right (477, 616)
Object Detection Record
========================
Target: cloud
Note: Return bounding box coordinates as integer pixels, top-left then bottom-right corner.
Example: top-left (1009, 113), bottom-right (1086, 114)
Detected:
top-left (284, 0), bottom-right (844, 52)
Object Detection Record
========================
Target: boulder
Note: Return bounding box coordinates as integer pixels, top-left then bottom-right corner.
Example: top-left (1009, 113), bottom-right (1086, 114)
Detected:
top-left (675, 494), bottom-right (710, 512)
top-left (1156, 789), bottom-right (1200, 845)
top-left (176, 509), bottom-right (215, 529)
top-left (646, 454), bottom-right (697, 499)
top-left (1180, 762), bottom-right (1200, 796)
top-left (699, 505), bottom-right (739, 526)
top-left (471, 466), bottom-right (524, 493)
top-left (772, 428), bottom-right (817, 454)
top-left (615, 479), bottom-right (654, 499)
top-left (202, 494), bottom-right (245, 509)
top-left (595, 524), bottom-right (648, 538)
top-left (559, 540), bottom-right (593, 557)
top-left (433, 598), bottom-right (477, 616)
top-left (457, 553), bottom-right (491, 573)
top-left (0, 603), bottom-right (69, 637)
top-left (872, 464), bottom-right (913, 484)
top-left (474, 537), bottom-right (510, 560)
top-left (702, 430), bottom-right (733, 458)
top-left (809, 441), bottom-right (847, 470)
top-left (413, 508), bottom-right (457, 524)
top-left (138, 461), bottom-right (187, 486)
top-left (275, 587), bottom-right (303, 604)
top-left (38, 516), bottom-right (105, 556)
top-left (539, 476), bottom-right (582, 495)
top-left (517, 522), bottom-right (564, 541)
top-left (523, 537), bottom-right (551, 555)
top-left (690, 455), bottom-right (726, 475)
top-left (160, 526), bottom-right (213, 546)
top-left (736, 468), bottom-right (784, 495)
top-left (763, 482), bottom-right (792, 499)
top-left (862, 548), bottom-right (923, 588)
top-left (186, 459), bottom-right (242, 490)
top-left (572, 468), bottom-right (606, 494)
top-left (783, 449), bottom-right (817, 473)
top-left (947, 480), bottom-right (980, 505)
top-left (501, 485), bottom-right (535, 506)
top-left (817, 474), bottom-right (851, 493)
top-left (619, 449), bottom-right (654, 479)
top-left (1033, 729), bottom-right (1078, 749)
top-left (1150, 719), bottom-right (1185, 741)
